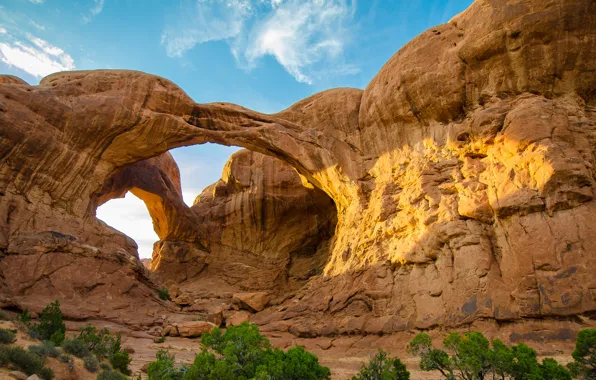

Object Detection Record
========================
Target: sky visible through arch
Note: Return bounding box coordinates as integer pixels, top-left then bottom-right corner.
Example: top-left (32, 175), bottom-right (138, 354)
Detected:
top-left (1, 0), bottom-right (474, 258)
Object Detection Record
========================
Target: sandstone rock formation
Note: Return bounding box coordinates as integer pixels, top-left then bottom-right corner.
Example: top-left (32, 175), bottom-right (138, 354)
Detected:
top-left (157, 150), bottom-right (337, 288)
top-left (0, 0), bottom-right (595, 349)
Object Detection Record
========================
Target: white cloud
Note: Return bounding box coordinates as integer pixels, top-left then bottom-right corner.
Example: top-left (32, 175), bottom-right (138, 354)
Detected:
top-left (161, 0), bottom-right (357, 84)
top-left (97, 192), bottom-right (158, 259)
top-left (0, 34), bottom-right (75, 78)
top-left (161, 0), bottom-right (252, 57)
top-left (29, 20), bottom-right (45, 30)
top-left (0, 28), bottom-right (6, 34)
top-left (245, 0), bottom-right (355, 84)
top-left (83, 0), bottom-right (105, 23)
top-left (29, 0), bottom-right (44, 3)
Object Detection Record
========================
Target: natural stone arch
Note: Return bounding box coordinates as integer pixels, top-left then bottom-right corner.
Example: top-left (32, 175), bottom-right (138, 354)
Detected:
top-left (1, 0), bottom-right (596, 332)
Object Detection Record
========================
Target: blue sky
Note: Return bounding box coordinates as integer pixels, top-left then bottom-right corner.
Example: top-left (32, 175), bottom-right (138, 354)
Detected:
top-left (0, 0), bottom-right (474, 258)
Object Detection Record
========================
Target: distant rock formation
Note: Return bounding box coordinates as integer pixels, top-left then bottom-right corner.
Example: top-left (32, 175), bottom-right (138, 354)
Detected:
top-left (0, 0), bottom-right (595, 340)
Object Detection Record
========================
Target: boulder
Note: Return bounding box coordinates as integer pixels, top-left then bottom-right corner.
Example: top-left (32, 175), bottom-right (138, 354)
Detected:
top-left (232, 292), bottom-right (270, 312)
top-left (160, 325), bottom-right (179, 337)
top-left (176, 321), bottom-right (216, 338)
top-left (9, 372), bottom-right (28, 380)
top-left (226, 311), bottom-right (252, 327)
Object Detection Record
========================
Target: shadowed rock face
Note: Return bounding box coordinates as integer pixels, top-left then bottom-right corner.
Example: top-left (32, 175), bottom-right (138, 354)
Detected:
top-left (0, 0), bottom-right (595, 333)
top-left (160, 150), bottom-right (337, 294)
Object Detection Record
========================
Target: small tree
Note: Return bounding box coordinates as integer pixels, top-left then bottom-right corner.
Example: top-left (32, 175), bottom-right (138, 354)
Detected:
top-left (407, 333), bottom-right (453, 378)
top-left (77, 324), bottom-right (121, 359)
top-left (568, 328), bottom-right (596, 380)
top-left (175, 323), bottom-right (329, 379)
top-left (540, 358), bottom-right (572, 380)
top-left (146, 350), bottom-right (185, 380)
top-left (407, 332), bottom-right (570, 380)
top-left (110, 350), bottom-right (132, 375)
top-left (443, 332), bottom-right (493, 379)
top-left (31, 301), bottom-right (66, 345)
top-left (256, 346), bottom-right (331, 380)
top-left (352, 349), bottom-right (409, 380)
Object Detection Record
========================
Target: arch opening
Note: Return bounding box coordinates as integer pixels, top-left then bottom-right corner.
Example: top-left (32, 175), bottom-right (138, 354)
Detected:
top-left (96, 191), bottom-right (157, 262)
top-left (92, 143), bottom-right (339, 296)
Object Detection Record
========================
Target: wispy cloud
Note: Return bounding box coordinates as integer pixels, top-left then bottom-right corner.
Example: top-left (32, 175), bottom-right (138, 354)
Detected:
top-left (244, 0), bottom-right (357, 84)
top-left (161, 0), bottom-right (252, 57)
top-left (161, 0), bottom-right (357, 84)
top-left (0, 28), bottom-right (6, 34)
top-left (83, 0), bottom-right (105, 23)
top-left (29, 20), bottom-right (45, 30)
top-left (0, 33), bottom-right (75, 78)
top-left (29, 0), bottom-right (45, 4)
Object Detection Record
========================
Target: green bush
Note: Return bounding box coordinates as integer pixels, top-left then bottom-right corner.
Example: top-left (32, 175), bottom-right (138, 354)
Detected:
top-left (255, 346), bottom-right (331, 380)
top-left (352, 349), bottom-right (409, 380)
top-left (39, 367), bottom-right (55, 380)
top-left (407, 332), bottom-right (572, 380)
top-left (110, 350), bottom-right (132, 375)
top-left (179, 323), bottom-right (329, 380)
top-left (540, 358), bottom-right (572, 380)
top-left (27, 301), bottom-right (66, 345)
top-left (84, 354), bottom-right (100, 373)
top-left (147, 350), bottom-right (185, 380)
top-left (77, 324), bottom-right (121, 359)
top-left (97, 369), bottom-right (128, 380)
top-left (158, 288), bottom-right (170, 301)
top-left (0, 345), bottom-right (54, 378)
top-left (100, 362), bottom-right (112, 371)
top-left (18, 307), bottom-right (32, 325)
top-left (568, 328), bottom-right (596, 380)
top-left (28, 340), bottom-right (60, 358)
top-left (0, 328), bottom-right (16, 344)
top-left (62, 338), bottom-right (91, 358)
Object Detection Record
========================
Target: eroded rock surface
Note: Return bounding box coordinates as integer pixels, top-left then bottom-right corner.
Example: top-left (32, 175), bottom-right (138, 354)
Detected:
top-left (0, 0), bottom-right (595, 352)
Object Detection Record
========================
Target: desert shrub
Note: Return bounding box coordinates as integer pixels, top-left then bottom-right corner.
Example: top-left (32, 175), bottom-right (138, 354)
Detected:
top-left (62, 338), bottom-right (91, 358)
top-left (39, 367), bottom-right (55, 380)
top-left (58, 353), bottom-right (75, 371)
top-left (408, 332), bottom-right (573, 380)
top-left (100, 362), bottom-right (112, 371)
top-left (110, 350), bottom-right (132, 375)
top-left (352, 349), bottom-right (409, 380)
top-left (0, 310), bottom-right (8, 320)
top-left (84, 354), bottom-right (100, 373)
top-left (28, 340), bottom-right (60, 358)
top-left (77, 324), bottom-right (122, 359)
top-left (18, 307), bottom-right (32, 325)
top-left (0, 345), bottom-right (53, 378)
top-left (568, 328), bottom-right (596, 380)
top-left (147, 350), bottom-right (185, 380)
top-left (27, 301), bottom-right (66, 345)
top-left (97, 369), bottom-right (128, 380)
top-left (0, 328), bottom-right (16, 344)
top-left (181, 322), bottom-right (329, 379)
top-left (158, 287), bottom-right (170, 301)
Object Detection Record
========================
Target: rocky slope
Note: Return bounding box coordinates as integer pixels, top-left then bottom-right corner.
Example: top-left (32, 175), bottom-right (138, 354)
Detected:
top-left (0, 0), bottom-right (595, 376)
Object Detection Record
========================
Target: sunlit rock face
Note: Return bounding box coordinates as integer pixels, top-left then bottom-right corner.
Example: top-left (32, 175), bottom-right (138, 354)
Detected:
top-left (0, 0), bottom-right (595, 332)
